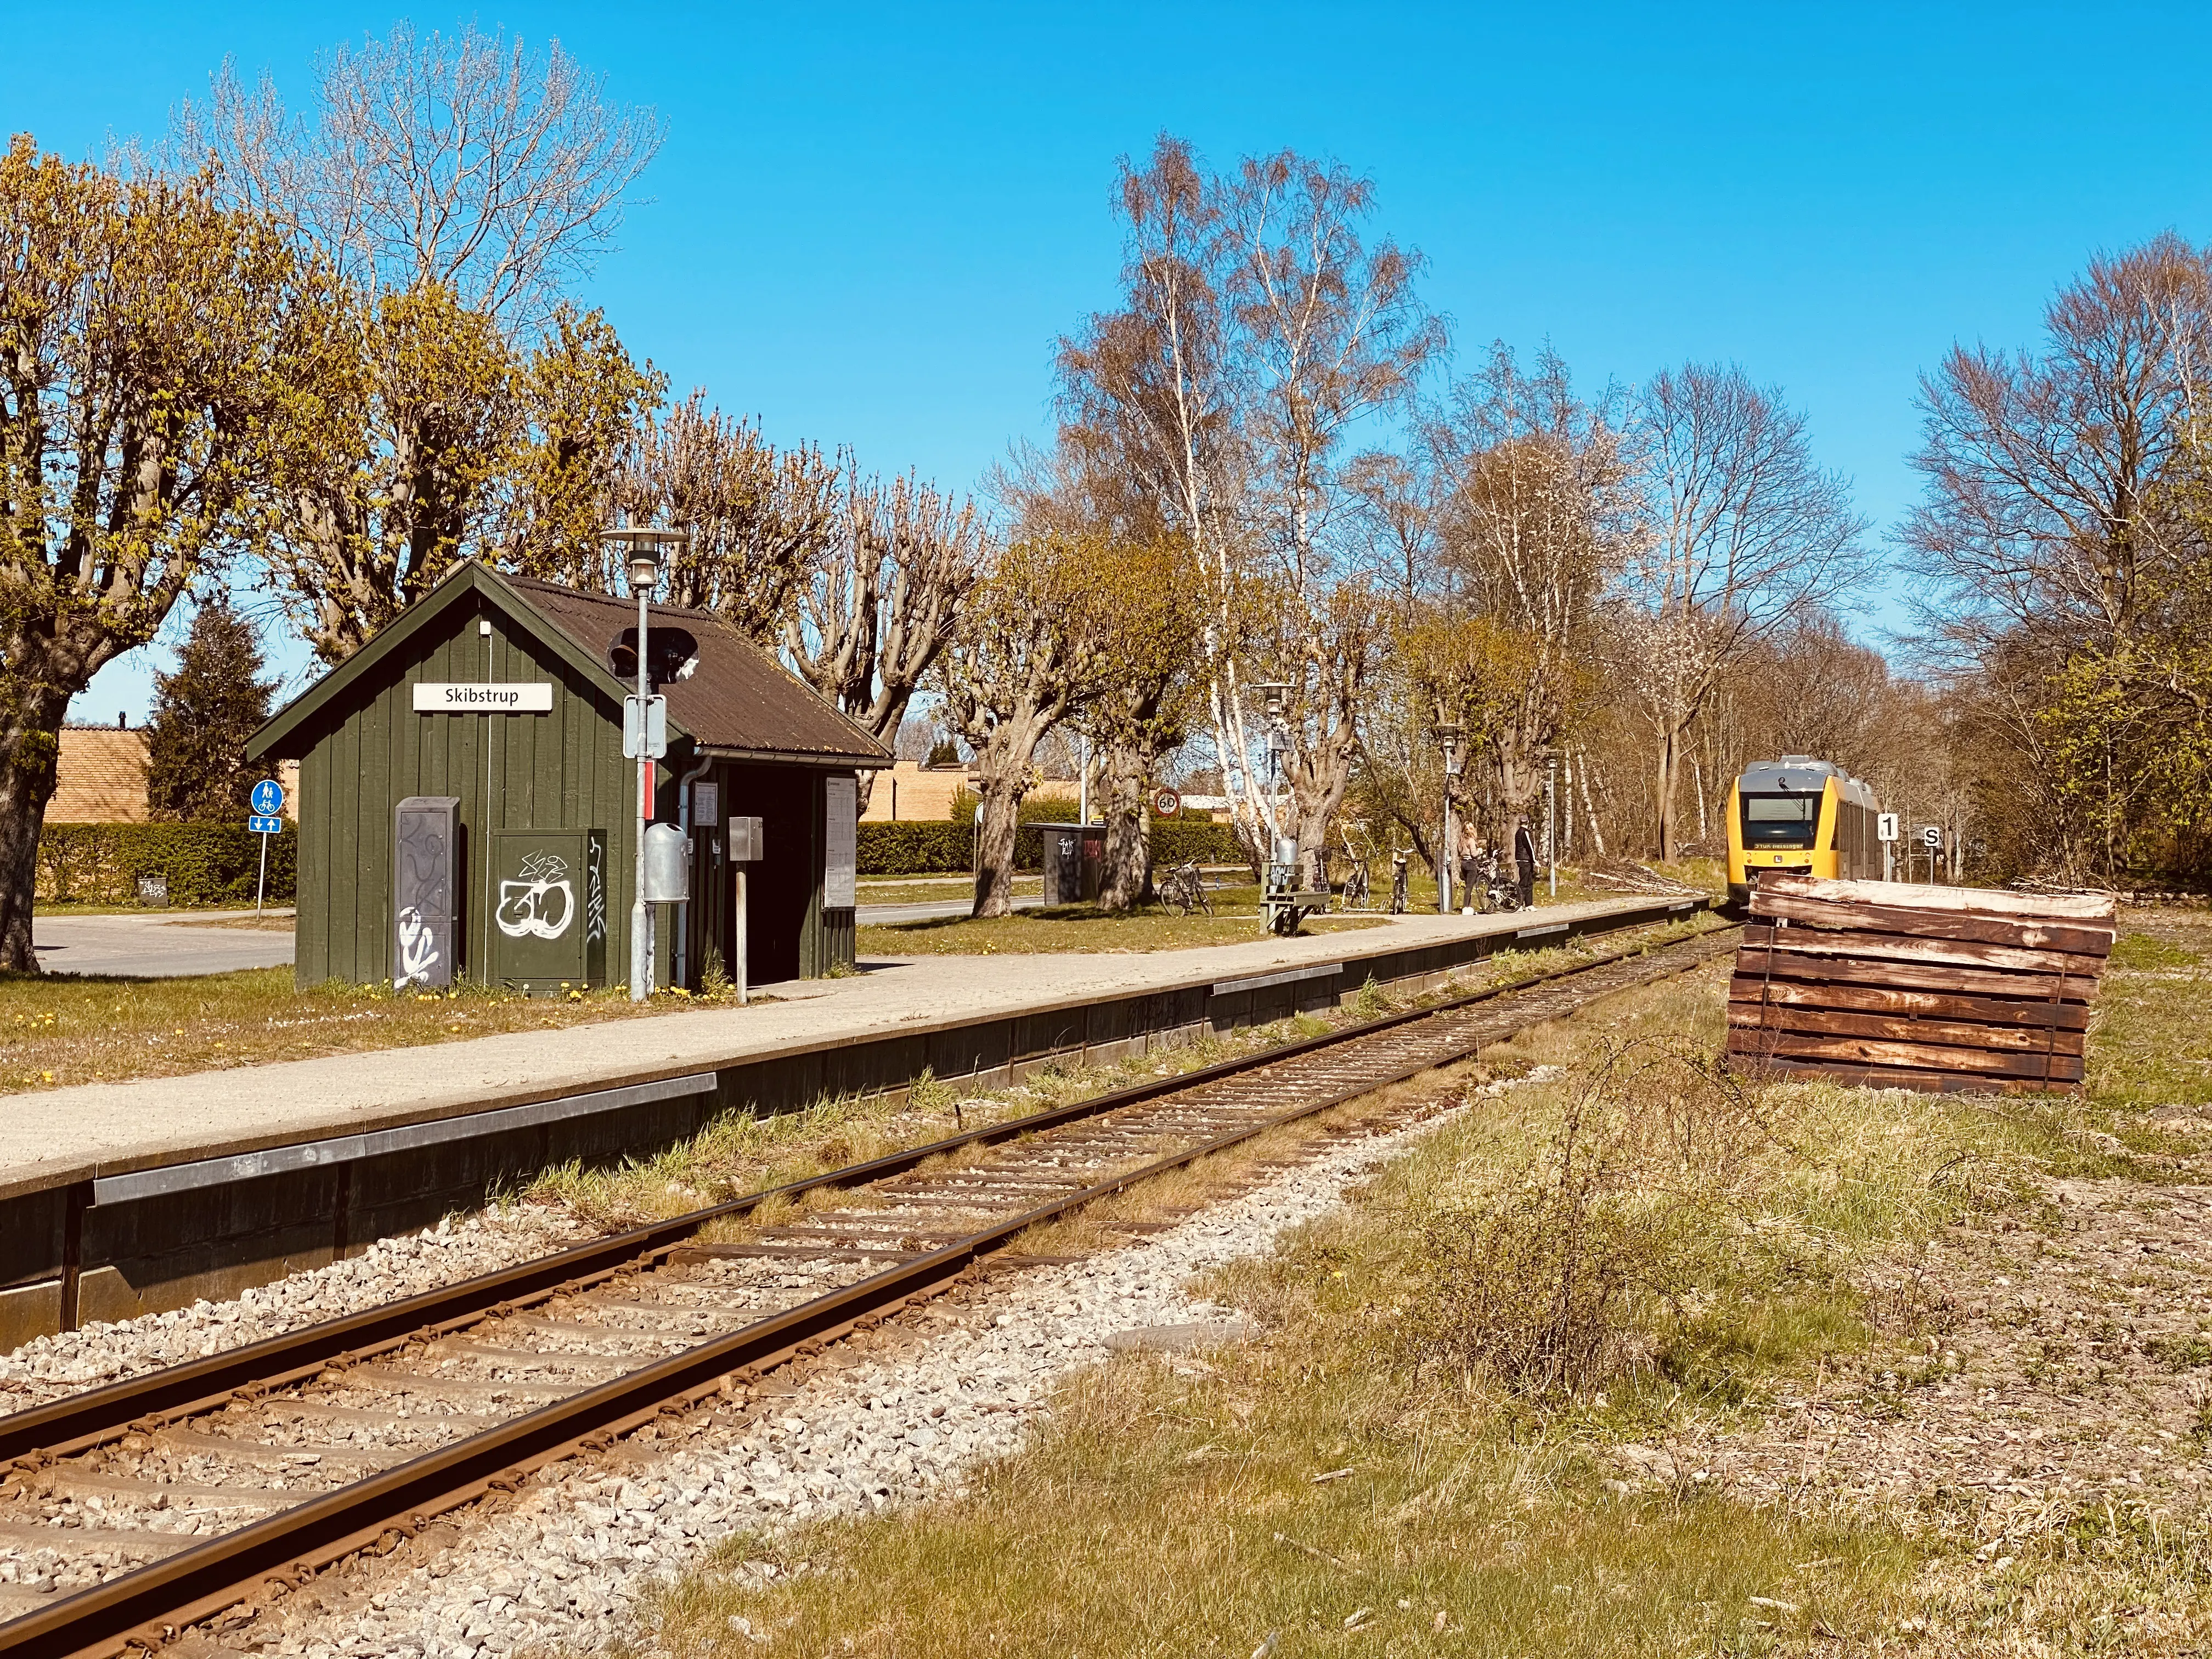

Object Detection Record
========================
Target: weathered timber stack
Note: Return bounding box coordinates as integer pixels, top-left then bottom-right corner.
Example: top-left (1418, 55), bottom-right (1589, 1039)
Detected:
top-left (1726, 873), bottom-right (2117, 1095)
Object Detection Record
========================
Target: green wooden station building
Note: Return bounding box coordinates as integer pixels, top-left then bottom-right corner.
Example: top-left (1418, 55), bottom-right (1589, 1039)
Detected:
top-left (248, 561), bottom-right (889, 993)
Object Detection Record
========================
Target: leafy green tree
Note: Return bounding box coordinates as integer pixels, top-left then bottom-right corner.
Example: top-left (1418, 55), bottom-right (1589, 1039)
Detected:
top-left (144, 599), bottom-right (279, 821)
top-left (0, 137), bottom-right (318, 968)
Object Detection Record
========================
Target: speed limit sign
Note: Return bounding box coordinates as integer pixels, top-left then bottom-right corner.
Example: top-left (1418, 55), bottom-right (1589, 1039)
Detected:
top-left (1152, 788), bottom-right (1181, 817)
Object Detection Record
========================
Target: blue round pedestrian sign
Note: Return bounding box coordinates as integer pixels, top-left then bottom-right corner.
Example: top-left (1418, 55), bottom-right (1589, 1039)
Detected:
top-left (250, 778), bottom-right (285, 816)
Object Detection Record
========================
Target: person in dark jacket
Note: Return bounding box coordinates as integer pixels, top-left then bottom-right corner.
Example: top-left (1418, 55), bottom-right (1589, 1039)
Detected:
top-left (1514, 821), bottom-right (1538, 910)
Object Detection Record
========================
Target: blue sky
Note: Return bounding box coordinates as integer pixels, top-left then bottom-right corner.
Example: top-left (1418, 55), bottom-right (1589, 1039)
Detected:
top-left (10, 2), bottom-right (2210, 721)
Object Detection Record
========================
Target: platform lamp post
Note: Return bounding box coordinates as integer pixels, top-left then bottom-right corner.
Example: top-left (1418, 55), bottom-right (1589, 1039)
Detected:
top-left (1248, 682), bottom-right (1293, 933)
top-left (603, 523), bottom-right (691, 1002)
top-left (1436, 723), bottom-right (1464, 914)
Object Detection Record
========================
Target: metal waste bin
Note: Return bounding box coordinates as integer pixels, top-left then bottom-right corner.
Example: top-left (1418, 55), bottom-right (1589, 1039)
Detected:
top-left (1037, 823), bottom-right (1105, 905)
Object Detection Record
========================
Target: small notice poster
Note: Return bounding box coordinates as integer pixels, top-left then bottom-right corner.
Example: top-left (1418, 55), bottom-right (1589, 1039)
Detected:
top-left (824, 775), bottom-right (857, 909)
top-left (693, 781), bottom-right (719, 830)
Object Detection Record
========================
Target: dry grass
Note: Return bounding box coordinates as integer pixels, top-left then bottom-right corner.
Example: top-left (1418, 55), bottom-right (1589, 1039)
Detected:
top-left (0, 969), bottom-right (698, 1097)
top-left (636, 926), bottom-right (2204, 1658)
top-left (518, 919), bottom-right (1723, 1234)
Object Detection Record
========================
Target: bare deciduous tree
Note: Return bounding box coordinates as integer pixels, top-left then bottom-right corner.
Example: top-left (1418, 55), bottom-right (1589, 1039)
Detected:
top-left (1425, 344), bottom-right (1629, 890)
top-left (1623, 363), bottom-right (1869, 860)
top-left (786, 471), bottom-right (988, 809)
top-left (179, 22), bottom-right (662, 330)
top-left (1216, 150), bottom-right (1446, 874)
top-left (1906, 234), bottom-right (2212, 879)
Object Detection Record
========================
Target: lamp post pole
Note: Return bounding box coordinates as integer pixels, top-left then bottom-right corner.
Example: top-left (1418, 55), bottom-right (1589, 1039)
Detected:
top-left (604, 525), bottom-right (687, 1003)
top-left (631, 562), bottom-right (651, 1001)
top-left (1437, 724), bottom-right (1464, 915)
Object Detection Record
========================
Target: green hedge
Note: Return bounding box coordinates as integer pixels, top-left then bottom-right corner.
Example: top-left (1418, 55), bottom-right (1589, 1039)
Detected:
top-left (858, 821), bottom-right (972, 876)
top-left (856, 817), bottom-right (1247, 877)
top-left (1149, 821), bottom-right (1247, 868)
top-left (37, 822), bottom-right (298, 907)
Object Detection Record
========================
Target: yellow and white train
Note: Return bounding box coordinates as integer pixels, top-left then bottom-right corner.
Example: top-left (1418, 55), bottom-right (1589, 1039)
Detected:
top-left (1725, 755), bottom-right (1881, 908)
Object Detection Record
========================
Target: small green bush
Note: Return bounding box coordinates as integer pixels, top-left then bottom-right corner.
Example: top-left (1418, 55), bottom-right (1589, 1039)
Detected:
top-left (37, 822), bottom-right (298, 907)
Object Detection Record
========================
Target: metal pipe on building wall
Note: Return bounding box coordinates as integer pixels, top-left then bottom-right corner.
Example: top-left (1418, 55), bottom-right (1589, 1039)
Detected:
top-left (672, 752), bottom-right (714, 990)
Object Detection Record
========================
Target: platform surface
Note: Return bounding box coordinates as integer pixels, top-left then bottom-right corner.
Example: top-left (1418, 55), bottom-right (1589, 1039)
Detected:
top-left (0, 896), bottom-right (1697, 1199)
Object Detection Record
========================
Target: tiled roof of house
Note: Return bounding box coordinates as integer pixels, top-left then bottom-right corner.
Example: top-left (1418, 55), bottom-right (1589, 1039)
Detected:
top-left (50, 727), bottom-right (149, 823)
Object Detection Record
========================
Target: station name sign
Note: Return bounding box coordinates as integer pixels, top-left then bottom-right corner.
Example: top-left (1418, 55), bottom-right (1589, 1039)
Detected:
top-left (412, 681), bottom-right (554, 713)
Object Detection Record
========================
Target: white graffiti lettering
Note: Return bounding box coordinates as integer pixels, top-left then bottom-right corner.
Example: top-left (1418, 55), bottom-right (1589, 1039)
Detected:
top-left (584, 838), bottom-right (606, 945)
top-left (497, 851), bottom-right (575, 941)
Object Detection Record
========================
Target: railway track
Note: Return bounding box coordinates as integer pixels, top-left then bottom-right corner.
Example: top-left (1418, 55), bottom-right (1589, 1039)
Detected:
top-left (0, 922), bottom-right (1736, 1658)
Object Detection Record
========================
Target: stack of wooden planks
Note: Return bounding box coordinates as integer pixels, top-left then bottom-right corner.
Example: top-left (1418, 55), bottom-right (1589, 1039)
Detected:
top-left (1726, 873), bottom-right (2117, 1095)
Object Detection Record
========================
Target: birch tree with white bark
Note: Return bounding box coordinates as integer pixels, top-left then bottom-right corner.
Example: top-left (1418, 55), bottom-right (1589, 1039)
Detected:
top-left (1622, 363), bottom-right (1869, 860)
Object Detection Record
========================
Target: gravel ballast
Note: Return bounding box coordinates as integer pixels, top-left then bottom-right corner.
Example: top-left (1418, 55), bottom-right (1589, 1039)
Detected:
top-left (247, 1077), bottom-right (1529, 1659)
top-left (0, 1206), bottom-right (594, 1411)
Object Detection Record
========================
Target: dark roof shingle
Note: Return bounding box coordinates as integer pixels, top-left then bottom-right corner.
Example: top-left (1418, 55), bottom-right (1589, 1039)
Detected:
top-left (505, 577), bottom-right (889, 767)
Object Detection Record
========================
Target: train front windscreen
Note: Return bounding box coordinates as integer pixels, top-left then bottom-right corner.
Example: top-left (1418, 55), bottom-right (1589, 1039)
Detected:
top-left (1740, 792), bottom-right (1818, 849)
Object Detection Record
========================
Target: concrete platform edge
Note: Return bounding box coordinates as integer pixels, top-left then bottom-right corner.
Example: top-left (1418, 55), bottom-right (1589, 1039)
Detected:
top-left (0, 895), bottom-right (1707, 1350)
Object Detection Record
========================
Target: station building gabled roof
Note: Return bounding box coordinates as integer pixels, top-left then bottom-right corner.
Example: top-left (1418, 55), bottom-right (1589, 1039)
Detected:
top-left (249, 560), bottom-right (891, 769)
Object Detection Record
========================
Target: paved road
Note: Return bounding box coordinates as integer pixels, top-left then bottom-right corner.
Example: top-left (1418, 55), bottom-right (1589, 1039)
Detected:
top-left (32, 910), bottom-right (297, 978)
top-left (32, 894), bottom-right (1022, 974)
top-left (855, 894), bottom-right (1045, 926)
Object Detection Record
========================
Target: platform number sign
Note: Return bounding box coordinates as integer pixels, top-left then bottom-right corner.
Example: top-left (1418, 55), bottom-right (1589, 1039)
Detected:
top-left (1920, 825), bottom-right (1943, 850)
top-left (1876, 812), bottom-right (1899, 843)
top-left (248, 778), bottom-right (285, 917)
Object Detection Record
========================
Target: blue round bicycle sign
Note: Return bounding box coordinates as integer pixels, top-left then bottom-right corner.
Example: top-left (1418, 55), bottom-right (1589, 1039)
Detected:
top-left (250, 778), bottom-right (285, 816)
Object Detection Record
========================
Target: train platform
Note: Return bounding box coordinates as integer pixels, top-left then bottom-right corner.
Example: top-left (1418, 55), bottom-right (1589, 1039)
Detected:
top-left (0, 893), bottom-right (1707, 1343)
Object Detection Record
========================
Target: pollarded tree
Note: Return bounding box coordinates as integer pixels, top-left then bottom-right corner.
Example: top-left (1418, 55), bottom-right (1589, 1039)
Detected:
top-left (579, 389), bottom-right (841, 635)
top-left (785, 469), bottom-right (989, 811)
top-left (0, 137), bottom-right (318, 968)
top-left (997, 439), bottom-right (1204, 909)
top-left (495, 305), bottom-right (666, 580)
top-left (144, 597), bottom-right (279, 822)
top-left (934, 532), bottom-right (1115, 917)
top-left (268, 280), bottom-right (520, 662)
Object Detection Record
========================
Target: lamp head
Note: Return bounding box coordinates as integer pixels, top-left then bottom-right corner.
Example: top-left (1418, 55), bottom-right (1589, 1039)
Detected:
top-left (1251, 680), bottom-right (1293, 720)
top-left (1436, 721), bottom-right (1465, 775)
top-left (601, 524), bottom-right (692, 596)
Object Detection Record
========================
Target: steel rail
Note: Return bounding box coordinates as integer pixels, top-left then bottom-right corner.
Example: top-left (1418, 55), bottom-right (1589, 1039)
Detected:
top-left (0, 911), bottom-right (1711, 1468)
top-left (0, 918), bottom-right (1730, 1659)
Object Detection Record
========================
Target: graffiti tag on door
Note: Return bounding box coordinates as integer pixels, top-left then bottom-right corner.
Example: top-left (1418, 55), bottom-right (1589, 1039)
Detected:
top-left (496, 851), bottom-right (576, 940)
